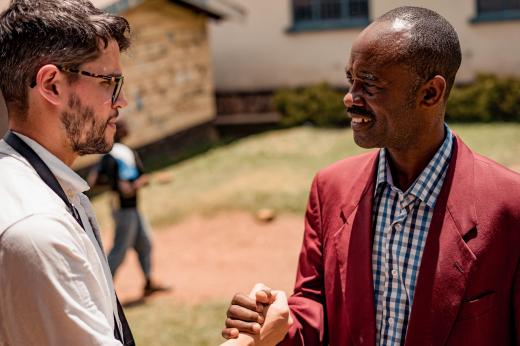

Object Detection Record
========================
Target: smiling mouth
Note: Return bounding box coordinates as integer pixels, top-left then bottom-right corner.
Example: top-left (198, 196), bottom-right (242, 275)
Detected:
top-left (350, 116), bottom-right (373, 124)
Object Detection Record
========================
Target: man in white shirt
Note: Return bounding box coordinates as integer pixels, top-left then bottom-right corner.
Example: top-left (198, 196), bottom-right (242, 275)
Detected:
top-left (0, 0), bottom-right (133, 344)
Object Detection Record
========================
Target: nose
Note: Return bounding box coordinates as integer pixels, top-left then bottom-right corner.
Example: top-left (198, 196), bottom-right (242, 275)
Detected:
top-left (114, 88), bottom-right (128, 109)
top-left (343, 82), bottom-right (364, 108)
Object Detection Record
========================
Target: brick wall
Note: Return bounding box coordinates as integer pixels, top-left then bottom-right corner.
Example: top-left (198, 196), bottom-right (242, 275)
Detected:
top-left (122, 0), bottom-right (216, 146)
top-left (76, 0), bottom-right (217, 168)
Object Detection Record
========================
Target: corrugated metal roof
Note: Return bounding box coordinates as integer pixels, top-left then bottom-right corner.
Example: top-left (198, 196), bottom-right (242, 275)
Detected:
top-left (168, 0), bottom-right (226, 19)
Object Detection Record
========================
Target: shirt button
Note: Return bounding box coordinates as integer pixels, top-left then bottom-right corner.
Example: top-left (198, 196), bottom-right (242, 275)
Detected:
top-left (391, 269), bottom-right (398, 277)
top-left (388, 317), bottom-right (394, 326)
top-left (395, 223), bottom-right (402, 231)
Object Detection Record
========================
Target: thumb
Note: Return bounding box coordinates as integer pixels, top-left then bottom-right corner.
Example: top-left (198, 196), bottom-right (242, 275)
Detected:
top-left (249, 283), bottom-right (273, 305)
top-left (271, 290), bottom-right (293, 325)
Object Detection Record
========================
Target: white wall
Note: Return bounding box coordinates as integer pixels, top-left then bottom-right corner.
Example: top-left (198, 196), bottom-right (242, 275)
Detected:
top-left (210, 0), bottom-right (520, 91)
top-left (210, 0), bottom-right (360, 91)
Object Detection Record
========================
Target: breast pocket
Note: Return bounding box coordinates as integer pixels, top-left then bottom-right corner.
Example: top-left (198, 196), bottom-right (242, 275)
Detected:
top-left (457, 292), bottom-right (495, 320)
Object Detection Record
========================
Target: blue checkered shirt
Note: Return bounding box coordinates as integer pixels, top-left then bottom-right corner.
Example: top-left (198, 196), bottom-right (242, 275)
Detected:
top-left (372, 126), bottom-right (453, 345)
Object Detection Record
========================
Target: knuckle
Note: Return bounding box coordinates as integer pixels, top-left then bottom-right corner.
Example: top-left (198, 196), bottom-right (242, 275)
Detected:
top-left (228, 305), bottom-right (241, 317)
top-left (225, 317), bottom-right (234, 327)
top-left (231, 294), bottom-right (241, 305)
top-left (226, 306), bottom-right (234, 317)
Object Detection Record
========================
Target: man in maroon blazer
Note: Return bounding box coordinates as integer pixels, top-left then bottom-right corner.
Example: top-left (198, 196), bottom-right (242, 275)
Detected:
top-left (221, 6), bottom-right (520, 346)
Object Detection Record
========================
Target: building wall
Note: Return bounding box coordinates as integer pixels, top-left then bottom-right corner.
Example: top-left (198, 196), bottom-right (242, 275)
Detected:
top-left (209, 0), bottom-right (520, 91)
top-left (74, 0), bottom-right (217, 168)
top-left (120, 0), bottom-right (216, 148)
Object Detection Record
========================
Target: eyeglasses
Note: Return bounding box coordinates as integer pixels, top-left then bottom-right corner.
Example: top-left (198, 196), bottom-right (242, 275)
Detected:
top-left (57, 65), bottom-right (124, 106)
top-left (30, 65), bottom-right (124, 106)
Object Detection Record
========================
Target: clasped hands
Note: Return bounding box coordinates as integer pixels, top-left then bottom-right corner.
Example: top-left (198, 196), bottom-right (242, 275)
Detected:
top-left (220, 283), bottom-right (293, 346)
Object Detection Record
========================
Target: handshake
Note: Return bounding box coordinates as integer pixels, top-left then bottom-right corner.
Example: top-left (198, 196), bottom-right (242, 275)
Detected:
top-left (220, 283), bottom-right (293, 346)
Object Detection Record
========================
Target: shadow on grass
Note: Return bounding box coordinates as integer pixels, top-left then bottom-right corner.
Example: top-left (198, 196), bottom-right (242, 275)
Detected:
top-left (85, 122), bottom-right (283, 197)
top-left (142, 122), bottom-right (283, 173)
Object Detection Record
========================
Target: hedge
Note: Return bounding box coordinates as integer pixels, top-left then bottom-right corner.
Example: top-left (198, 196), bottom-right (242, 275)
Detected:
top-left (273, 75), bottom-right (520, 127)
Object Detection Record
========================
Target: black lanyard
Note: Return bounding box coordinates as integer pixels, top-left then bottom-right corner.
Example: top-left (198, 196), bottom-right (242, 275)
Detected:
top-left (4, 131), bottom-right (84, 227)
top-left (3, 131), bottom-right (135, 346)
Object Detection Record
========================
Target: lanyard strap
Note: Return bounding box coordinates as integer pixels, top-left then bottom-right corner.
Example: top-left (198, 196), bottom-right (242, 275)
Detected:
top-left (4, 131), bottom-right (84, 227)
top-left (3, 131), bottom-right (135, 346)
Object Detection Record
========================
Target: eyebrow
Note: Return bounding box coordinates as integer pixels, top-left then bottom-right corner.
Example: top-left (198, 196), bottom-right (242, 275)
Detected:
top-left (345, 68), bottom-right (379, 83)
top-left (358, 71), bottom-right (378, 82)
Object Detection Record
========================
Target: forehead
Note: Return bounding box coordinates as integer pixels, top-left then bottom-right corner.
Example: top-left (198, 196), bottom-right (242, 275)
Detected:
top-left (82, 40), bottom-right (122, 74)
top-left (347, 21), bottom-right (410, 74)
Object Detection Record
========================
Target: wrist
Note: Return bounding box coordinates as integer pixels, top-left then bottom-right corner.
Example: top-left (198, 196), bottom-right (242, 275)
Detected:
top-left (236, 334), bottom-right (255, 346)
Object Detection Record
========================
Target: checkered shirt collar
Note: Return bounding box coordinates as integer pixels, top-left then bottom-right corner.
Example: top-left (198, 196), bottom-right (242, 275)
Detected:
top-left (375, 125), bottom-right (453, 209)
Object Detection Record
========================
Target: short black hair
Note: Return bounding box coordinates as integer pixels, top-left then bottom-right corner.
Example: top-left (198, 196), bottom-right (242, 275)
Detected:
top-left (376, 6), bottom-right (462, 99)
top-left (0, 0), bottom-right (131, 119)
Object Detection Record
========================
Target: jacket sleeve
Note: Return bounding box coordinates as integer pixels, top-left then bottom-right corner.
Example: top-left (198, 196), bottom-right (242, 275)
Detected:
top-left (279, 174), bottom-right (327, 346)
top-left (514, 258), bottom-right (520, 346)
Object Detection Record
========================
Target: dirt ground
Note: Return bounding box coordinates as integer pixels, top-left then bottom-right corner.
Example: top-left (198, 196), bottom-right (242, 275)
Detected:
top-left (101, 212), bottom-right (305, 305)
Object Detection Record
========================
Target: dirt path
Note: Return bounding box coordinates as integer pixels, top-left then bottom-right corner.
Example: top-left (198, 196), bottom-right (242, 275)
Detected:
top-left (101, 212), bottom-right (305, 304)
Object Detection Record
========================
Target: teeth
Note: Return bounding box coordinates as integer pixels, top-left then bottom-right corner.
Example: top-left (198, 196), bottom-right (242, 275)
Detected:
top-left (351, 117), bottom-right (372, 124)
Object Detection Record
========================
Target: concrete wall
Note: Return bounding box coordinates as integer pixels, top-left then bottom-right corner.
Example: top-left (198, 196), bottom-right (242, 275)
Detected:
top-left (209, 0), bottom-right (520, 91)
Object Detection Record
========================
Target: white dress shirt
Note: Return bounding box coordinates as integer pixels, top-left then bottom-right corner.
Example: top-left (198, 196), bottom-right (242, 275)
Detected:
top-left (0, 133), bottom-right (123, 346)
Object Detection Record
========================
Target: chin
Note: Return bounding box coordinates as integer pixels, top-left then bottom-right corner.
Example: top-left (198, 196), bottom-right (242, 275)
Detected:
top-left (104, 132), bottom-right (115, 145)
top-left (353, 134), bottom-right (380, 149)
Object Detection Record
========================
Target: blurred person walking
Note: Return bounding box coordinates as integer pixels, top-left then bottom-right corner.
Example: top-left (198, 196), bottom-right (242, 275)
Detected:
top-left (89, 119), bottom-right (170, 297)
top-left (0, 0), bottom-right (134, 344)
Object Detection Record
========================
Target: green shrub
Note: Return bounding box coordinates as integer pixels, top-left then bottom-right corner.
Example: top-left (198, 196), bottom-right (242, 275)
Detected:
top-left (273, 75), bottom-right (520, 126)
top-left (273, 83), bottom-right (347, 127)
top-left (447, 74), bottom-right (520, 122)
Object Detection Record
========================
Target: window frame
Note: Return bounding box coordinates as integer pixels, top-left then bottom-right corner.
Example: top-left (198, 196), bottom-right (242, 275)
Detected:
top-left (471, 0), bottom-right (520, 23)
top-left (288, 0), bottom-right (370, 33)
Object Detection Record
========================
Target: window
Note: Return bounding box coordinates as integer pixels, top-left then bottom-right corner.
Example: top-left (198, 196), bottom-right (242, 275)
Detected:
top-left (290, 0), bottom-right (369, 32)
top-left (473, 0), bottom-right (520, 22)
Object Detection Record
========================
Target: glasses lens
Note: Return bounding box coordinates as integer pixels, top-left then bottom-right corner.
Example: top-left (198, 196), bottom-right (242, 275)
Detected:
top-left (112, 78), bottom-right (124, 105)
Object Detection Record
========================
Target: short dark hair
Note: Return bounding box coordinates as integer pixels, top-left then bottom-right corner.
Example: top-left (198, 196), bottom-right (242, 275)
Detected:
top-left (376, 6), bottom-right (461, 99)
top-left (0, 0), bottom-right (131, 119)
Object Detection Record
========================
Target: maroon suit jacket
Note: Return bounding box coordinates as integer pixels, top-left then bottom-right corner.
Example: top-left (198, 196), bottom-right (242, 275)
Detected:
top-left (279, 136), bottom-right (520, 345)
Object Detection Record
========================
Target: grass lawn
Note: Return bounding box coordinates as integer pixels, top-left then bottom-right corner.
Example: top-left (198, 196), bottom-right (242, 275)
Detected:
top-left (91, 123), bottom-right (520, 230)
top-left (125, 300), bottom-right (227, 346)
top-left (103, 123), bottom-right (520, 346)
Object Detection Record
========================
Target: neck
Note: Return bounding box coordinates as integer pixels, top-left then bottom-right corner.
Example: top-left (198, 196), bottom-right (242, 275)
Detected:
top-left (10, 122), bottom-right (77, 167)
top-left (386, 123), bottom-right (445, 191)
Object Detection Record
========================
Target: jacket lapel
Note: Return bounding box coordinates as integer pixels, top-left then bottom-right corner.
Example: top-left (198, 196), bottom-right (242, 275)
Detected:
top-left (405, 136), bottom-right (478, 346)
top-left (334, 151), bottom-right (379, 345)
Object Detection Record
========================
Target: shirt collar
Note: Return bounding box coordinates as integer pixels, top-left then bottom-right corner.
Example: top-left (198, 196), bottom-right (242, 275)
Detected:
top-left (13, 132), bottom-right (90, 198)
top-left (375, 125), bottom-right (454, 209)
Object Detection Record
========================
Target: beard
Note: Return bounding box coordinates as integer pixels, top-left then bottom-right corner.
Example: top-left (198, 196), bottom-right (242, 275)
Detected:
top-left (60, 93), bottom-right (117, 156)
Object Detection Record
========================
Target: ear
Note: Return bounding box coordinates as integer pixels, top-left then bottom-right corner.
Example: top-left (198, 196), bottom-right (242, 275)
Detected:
top-left (418, 75), bottom-right (446, 108)
top-left (33, 64), bottom-right (67, 106)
